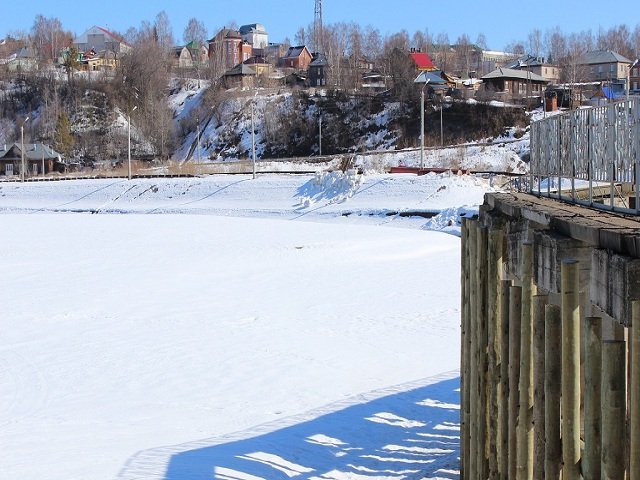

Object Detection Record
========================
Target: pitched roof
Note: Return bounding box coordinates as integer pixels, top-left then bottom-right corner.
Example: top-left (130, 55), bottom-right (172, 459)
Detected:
top-left (283, 46), bottom-right (310, 59)
top-left (482, 67), bottom-right (548, 82)
top-left (309, 53), bottom-right (328, 67)
top-left (409, 51), bottom-right (435, 70)
top-left (578, 50), bottom-right (632, 65)
top-left (224, 63), bottom-right (256, 76)
top-left (74, 26), bottom-right (130, 48)
top-left (239, 24), bottom-right (267, 35)
top-left (414, 70), bottom-right (448, 85)
top-left (0, 142), bottom-right (62, 161)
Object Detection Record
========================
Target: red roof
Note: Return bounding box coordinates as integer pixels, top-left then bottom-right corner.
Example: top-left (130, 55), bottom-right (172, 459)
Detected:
top-left (410, 52), bottom-right (435, 70)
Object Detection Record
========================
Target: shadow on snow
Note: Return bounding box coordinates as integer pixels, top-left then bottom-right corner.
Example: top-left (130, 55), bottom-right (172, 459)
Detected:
top-left (163, 377), bottom-right (460, 480)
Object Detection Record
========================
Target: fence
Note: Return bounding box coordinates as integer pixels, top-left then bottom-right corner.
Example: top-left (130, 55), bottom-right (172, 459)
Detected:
top-left (530, 97), bottom-right (640, 213)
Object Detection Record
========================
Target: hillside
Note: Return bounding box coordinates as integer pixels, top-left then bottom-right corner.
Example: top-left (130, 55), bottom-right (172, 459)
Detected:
top-left (1, 75), bottom-right (531, 169)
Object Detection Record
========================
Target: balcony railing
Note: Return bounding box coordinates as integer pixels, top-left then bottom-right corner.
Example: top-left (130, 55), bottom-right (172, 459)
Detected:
top-left (529, 97), bottom-right (640, 214)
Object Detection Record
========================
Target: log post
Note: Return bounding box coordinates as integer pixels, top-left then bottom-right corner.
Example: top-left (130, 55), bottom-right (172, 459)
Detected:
top-left (601, 340), bottom-right (626, 480)
top-left (468, 220), bottom-right (479, 480)
top-left (497, 279), bottom-right (510, 479)
top-left (532, 294), bottom-right (548, 480)
top-left (488, 228), bottom-right (503, 478)
top-left (508, 285), bottom-right (522, 480)
top-left (561, 259), bottom-right (581, 480)
top-left (544, 304), bottom-right (562, 480)
top-left (583, 316), bottom-right (602, 480)
top-left (517, 242), bottom-right (535, 480)
top-left (477, 226), bottom-right (489, 479)
top-left (460, 217), bottom-right (469, 479)
top-left (632, 301), bottom-right (640, 480)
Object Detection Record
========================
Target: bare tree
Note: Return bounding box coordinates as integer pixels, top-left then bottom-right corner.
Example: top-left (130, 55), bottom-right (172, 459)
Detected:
top-left (528, 29), bottom-right (543, 57)
top-left (154, 10), bottom-right (174, 54)
top-left (294, 26), bottom-right (307, 46)
top-left (31, 15), bottom-right (71, 64)
top-left (183, 18), bottom-right (207, 45)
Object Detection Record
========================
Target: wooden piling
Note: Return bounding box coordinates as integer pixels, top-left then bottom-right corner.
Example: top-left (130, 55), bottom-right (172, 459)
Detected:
top-left (476, 226), bottom-right (489, 479)
top-left (583, 316), bottom-right (602, 480)
top-left (532, 294), bottom-right (548, 480)
top-left (561, 259), bottom-right (581, 480)
top-left (632, 301), bottom-right (640, 480)
top-left (517, 242), bottom-right (535, 480)
top-left (544, 304), bottom-right (562, 480)
top-left (460, 217), bottom-right (469, 479)
top-left (487, 228), bottom-right (503, 479)
top-left (468, 220), bottom-right (479, 480)
top-left (508, 285), bottom-right (522, 480)
top-left (497, 279), bottom-right (510, 479)
top-left (601, 340), bottom-right (626, 480)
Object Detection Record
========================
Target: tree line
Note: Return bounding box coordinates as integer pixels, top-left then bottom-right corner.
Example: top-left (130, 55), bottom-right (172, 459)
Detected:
top-left (1, 11), bottom-right (639, 162)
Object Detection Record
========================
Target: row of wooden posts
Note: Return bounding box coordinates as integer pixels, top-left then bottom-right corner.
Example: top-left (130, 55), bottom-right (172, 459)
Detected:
top-left (460, 217), bottom-right (640, 479)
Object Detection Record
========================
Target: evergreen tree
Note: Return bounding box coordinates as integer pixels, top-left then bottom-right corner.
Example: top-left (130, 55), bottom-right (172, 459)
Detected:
top-left (54, 113), bottom-right (74, 158)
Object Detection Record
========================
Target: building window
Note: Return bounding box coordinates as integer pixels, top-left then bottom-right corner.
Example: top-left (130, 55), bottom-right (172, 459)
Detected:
top-left (610, 64), bottom-right (615, 73)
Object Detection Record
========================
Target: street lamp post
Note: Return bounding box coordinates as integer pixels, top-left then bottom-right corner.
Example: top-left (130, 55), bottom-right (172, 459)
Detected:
top-left (20, 116), bottom-right (29, 182)
top-left (414, 73), bottom-right (431, 170)
top-left (128, 105), bottom-right (137, 180)
top-left (319, 114), bottom-right (323, 156)
top-left (251, 103), bottom-right (256, 180)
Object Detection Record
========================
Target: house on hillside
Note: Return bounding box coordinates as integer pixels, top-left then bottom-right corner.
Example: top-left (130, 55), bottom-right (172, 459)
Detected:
top-left (0, 47), bottom-right (38, 72)
top-left (507, 55), bottom-right (561, 84)
top-left (308, 52), bottom-right (328, 87)
top-left (239, 24), bottom-right (268, 51)
top-left (73, 26), bottom-right (131, 55)
top-left (0, 142), bottom-right (65, 176)
top-left (172, 46), bottom-right (193, 69)
top-left (185, 41), bottom-right (209, 68)
top-left (576, 50), bottom-right (633, 84)
top-left (409, 49), bottom-right (436, 72)
top-left (480, 67), bottom-right (549, 104)
top-left (631, 62), bottom-right (640, 94)
top-left (282, 45), bottom-right (313, 71)
top-left (79, 48), bottom-right (118, 71)
top-left (208, 28), bottom-right (252, 71)
top-left (223, 63), bottom-right (259, 89)
top-left (361, 70), bottom-right (387, 92)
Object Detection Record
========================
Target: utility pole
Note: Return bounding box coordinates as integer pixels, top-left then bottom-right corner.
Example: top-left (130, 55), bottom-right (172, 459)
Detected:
top-left (251, 103), bottom-right (256, 179)
top-left (319, 114), bottom-right (322, 156)
top-left (127, 106), bottom-right (137, 180)
top-left (20, 116), bottom-right (29, 182)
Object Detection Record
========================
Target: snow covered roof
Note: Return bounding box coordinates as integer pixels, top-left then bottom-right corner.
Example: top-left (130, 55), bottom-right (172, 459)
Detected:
top-left (239, 23), bottom-right (267, 35)
top-left (578, 50), bottom-right (632, 65)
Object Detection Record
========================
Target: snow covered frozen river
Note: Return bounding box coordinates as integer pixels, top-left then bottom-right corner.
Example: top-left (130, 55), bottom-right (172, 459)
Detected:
top-left (0, 173), bottom-right (487, 479)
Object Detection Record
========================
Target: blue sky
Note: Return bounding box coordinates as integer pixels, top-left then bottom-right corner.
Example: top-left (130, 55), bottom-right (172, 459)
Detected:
top-left (1, 0), bottom-right (638, 51)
